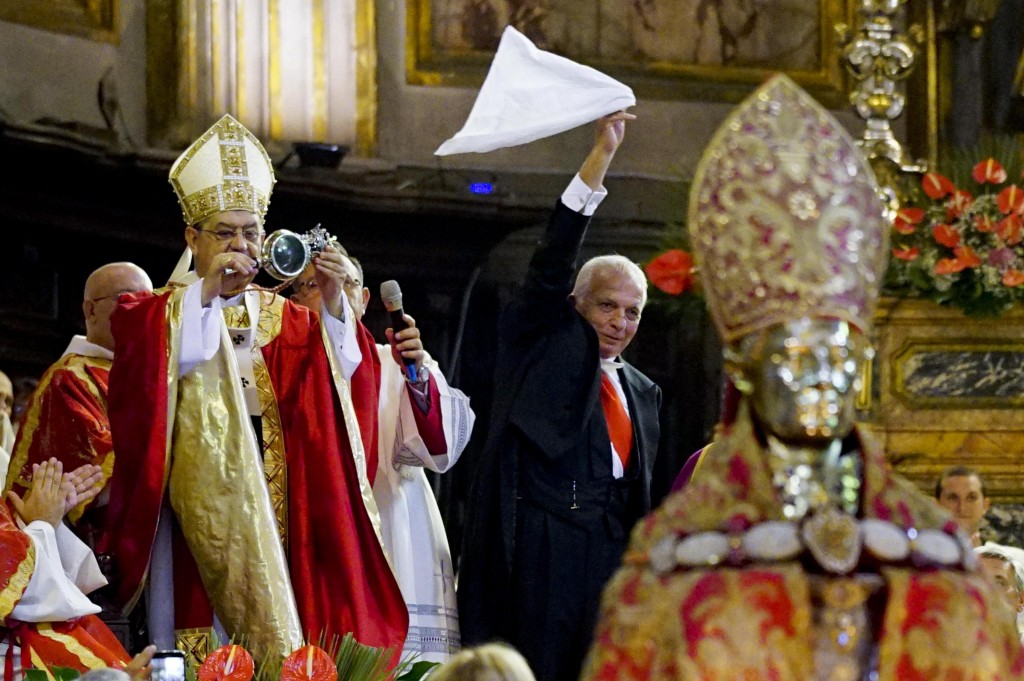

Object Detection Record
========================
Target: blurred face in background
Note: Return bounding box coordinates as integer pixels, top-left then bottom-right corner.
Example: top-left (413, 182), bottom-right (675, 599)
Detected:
top-left (938, 474), bottom-right (990, 537)
top-left (979, 555), bottom-right (1024, 619)
top-left (0, 371), bottom-right (12, 421)
top-left (290, 256), bottom-right (368, 321)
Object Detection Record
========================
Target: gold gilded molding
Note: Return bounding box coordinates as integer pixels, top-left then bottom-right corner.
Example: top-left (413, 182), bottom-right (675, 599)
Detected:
top-left (0, 0), bottom-right (118, 43)
top-left (406, 0), bottom-right (853, 106)
top-left (312, 0), bottom-right (328, 141)
top-left (855, 357), bottom-right (872, 411)
top-left (904, 0), bottom-right (941, 169)
top-left (211, 0), bottom-right (225, 115)
top-left (235, 0), bottom-right (246, 122)
top-left (268, 0), bottom-right (283, 139)
top-left (354, 0), bottom-right (378, 156)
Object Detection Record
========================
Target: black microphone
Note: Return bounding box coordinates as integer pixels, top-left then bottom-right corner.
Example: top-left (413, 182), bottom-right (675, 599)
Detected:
top-left (380, 280), bottom-right (419, 383)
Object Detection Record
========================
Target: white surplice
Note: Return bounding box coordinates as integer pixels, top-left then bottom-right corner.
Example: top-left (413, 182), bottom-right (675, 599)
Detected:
top-left (372, 346), bottom-right (475, 664)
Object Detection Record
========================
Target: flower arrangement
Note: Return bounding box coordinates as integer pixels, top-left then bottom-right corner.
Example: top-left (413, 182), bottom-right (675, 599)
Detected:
top-left (886, 138), bottom-right (1024, 315)
top-left (642, 223), bottom-right (702, 317)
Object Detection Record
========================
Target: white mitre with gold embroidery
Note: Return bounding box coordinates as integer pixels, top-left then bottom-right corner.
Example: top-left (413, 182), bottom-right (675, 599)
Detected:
top-left (687, 74), bottom-right (887, 345)
top-left (169, 114), bottom-right (275, 226)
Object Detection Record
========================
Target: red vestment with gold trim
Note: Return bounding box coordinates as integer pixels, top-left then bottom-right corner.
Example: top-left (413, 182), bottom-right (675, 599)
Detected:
top-left (103, 288), bottom-right (408, 659)
top-left (0, 500), bottom-right (128, 675)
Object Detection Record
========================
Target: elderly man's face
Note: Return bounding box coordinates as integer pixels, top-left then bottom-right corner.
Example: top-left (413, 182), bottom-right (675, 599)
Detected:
top-left (290, 265), bottom-right (321, 310)
top-left (979, 555), bottom-right (1024, 616)
top-left (84, 264), bottom-right (154, 351)
top-left (291, 256), bottom-right (368, 321)
top-left (0, 372), bottom-right (12, 420)
top-left (573, 271), bottom-right (644, 360)
top-left (938, 474), bottom-right (990, 536)
top-left (185, 210), bottom-right (263, 280)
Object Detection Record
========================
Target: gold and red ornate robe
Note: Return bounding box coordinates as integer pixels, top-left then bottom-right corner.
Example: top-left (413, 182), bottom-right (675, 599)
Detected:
top-left (5, 338), bottom-right (114, 541)
top-left (102, 285), bottom-right (407, 662)
top-left (582, 403), bottom-right (1024, 680)
top-left (0, 500), bottom-right (129, 676)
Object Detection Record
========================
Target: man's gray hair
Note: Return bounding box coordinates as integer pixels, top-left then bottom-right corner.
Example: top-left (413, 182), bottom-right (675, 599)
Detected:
top-left (976, 542), bottom-right (1024, 594)
top-left (572, 255), bottom-right (648, 308)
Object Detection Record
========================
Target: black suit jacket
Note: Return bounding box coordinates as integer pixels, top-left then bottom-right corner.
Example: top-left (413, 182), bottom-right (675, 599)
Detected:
top-left (459, 199), bottom-right (662, 647)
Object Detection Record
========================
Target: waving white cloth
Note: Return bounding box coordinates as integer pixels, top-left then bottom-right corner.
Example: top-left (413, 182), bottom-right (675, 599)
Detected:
top-left (434, 26), bottom-right (635, 156)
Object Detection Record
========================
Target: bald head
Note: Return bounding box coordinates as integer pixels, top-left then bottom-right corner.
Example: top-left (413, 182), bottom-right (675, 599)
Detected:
top-left (83, 263), bottom-right (153, 351)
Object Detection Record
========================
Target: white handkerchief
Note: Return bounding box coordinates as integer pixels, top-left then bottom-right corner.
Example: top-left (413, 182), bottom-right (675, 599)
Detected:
top-left (434, 26), bottom-right (635, 156)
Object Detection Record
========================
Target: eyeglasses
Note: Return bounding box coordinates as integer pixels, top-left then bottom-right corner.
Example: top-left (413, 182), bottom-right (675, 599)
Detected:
top-left (291, 279), bottom-right (319, 298)
top-left (290, 276), bottom-right (362, 299)
top-left (197, 228), bottom-right (263, 244)
top-left (87, 289), bottom-right (137, 303)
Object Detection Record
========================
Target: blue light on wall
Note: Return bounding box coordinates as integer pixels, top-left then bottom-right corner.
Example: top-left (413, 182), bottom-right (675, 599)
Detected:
top-left (469, 182), bottom-right (494, 195)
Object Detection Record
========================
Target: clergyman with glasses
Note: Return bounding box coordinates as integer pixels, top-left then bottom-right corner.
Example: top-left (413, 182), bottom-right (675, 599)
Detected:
top-left (5, 262), bottom-right (152, 553)
top-left (98, 115), bottom-right (409, 664)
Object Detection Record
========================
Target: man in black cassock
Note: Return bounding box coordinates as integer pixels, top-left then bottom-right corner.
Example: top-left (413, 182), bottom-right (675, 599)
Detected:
top-left (458, 113), bottom-right (662, 681)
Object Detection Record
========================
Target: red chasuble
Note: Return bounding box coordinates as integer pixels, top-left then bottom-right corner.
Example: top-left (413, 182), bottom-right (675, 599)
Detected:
top-left (5, 354), bottom-right (113, 538)
top-left (0, 501), bottom-right (129, 675)
top-left (103, 288), bottom-right (408, 659)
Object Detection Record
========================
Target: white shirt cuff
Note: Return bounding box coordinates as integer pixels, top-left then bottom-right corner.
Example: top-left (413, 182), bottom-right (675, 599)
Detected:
top-left (321, 295), bottom-right (362, 381)
top-left (560, 173), bottom-right (608, 217)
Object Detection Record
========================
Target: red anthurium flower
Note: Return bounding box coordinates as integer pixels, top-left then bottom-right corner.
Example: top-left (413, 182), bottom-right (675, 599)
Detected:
top-left (922, 172), bottom-right (955, 199)
top-left (645, 249), bottom-right (695, 296)
top-left (1003, 270), bottom-right (1024, 287)
top-left (974, 214), bottom-right (996, 232)
top-left (281, 645), bottom-right (338, 681)
top-left (997, 185), bottom-right (1024, 214)
top-left (932, 224), bottom-right (961, 248)
top-left (893, 208), bottom-right (924, 234)
top-left (198, 645), bottom-right (254, 681)
top-left (953, 246), bottom-right (982, 268)
top-left (972, 158), bottom-right (1007, 184)
top-left (892, 246), bottom-right (920, 261)
top-left (945, 190), bottom-right (974, 220)
top-left (895, 207), bottom-right (925, 225)
top-left (934, 258), bottom-right (965, 275)
top-left (996, 214), bottom-right (1023, 246)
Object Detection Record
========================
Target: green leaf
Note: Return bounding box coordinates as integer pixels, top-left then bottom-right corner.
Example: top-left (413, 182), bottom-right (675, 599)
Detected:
top-left (396, 661), bottom-right (440, 681)
top-left (24, 667), bottom-right (81, 681)
top-left (51, 667), bottom-right (81, 681)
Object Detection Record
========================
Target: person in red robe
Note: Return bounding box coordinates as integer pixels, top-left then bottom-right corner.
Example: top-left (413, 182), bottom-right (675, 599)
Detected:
top-left (5, 262), bottom-right (153, 549)
top-left (1, 458), bottom-right (132, 677)
top-left (101, 114), bottom-right (407, 665)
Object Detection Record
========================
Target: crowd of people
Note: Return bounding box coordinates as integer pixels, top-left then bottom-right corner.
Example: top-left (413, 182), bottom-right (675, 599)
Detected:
top-left (1, 75), bottom-right (1022, 681)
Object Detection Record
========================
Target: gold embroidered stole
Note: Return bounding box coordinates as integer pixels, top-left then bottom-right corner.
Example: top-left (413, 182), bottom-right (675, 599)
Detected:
top-left (224, 297), bottom-right (289, 549)
top-left (169, 288), bottom-right (302, 660)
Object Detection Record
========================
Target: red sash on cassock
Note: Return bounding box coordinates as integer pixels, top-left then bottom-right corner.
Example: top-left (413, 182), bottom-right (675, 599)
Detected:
top-left (104, 290), bottom-right (408, 657)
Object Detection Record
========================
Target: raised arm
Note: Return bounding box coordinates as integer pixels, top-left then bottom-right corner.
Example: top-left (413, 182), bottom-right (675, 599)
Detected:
top-left (513, 112), bottom-right (635, 330)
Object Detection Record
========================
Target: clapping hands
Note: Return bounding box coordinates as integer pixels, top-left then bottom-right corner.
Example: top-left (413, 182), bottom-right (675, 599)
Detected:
top-left (6, 458), bottom-right (105, 527)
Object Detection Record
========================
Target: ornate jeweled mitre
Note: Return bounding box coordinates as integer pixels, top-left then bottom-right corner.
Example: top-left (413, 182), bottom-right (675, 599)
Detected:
top-left (687, 75), bottom-right (887, 344)
top-left (169, 114), bottom-right (276, 226)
